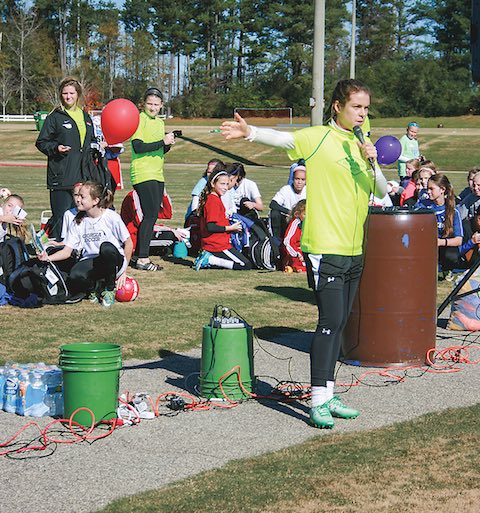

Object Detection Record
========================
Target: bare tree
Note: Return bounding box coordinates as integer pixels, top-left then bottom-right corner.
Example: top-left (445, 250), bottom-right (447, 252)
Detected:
top-left (0, 65), bottom-right (18, 116)
top-left (8, 5), bottom-right (41, 114)
top-left (41, 74), bottom-right (63, 108)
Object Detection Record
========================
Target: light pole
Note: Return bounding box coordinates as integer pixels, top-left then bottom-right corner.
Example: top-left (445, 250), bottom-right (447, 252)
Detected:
top-left (311, 0), bottom-right (325, 126)
top-left (350, 0), bottom-right (356, 78)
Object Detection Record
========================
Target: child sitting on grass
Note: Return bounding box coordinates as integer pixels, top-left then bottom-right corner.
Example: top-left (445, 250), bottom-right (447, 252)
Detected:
top-left (0, 194), bottom-right (28, 243)
top-left (194, 169), bottom-right (252, 271)
top-left (121, 188), bottom-right (189, 258)
top-left (269, 166), bottom-right (306, 240)
top-left (282, 200), bottom-right (306, 272)
top-left (39, 181), bottom-right (133, 307)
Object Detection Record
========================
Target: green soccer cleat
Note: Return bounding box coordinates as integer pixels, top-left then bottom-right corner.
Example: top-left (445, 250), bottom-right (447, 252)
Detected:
top-left (194, 250), bottom-right (212, 271)
top-left (326, 396), bottom-right (360, 419)
top-left (101, 289), bottom-right (115, 308)
top-left (309, 404), bottom-right (335, 429)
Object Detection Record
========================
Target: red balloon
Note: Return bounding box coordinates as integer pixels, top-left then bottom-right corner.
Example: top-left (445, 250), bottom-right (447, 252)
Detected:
top-left (101, 99), bottom-right (140, 145)
top-left (115, 277), bottom-right (139, 302)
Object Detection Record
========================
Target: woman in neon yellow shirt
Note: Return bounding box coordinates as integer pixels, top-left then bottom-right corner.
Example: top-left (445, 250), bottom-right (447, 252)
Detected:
top-left (129, 87), bottom-right (175, 271)
top-left (221, 79), bottom-right (387, 429)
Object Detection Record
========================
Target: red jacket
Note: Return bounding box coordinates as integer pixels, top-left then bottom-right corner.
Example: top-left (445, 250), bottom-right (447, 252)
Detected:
top-left (120, 190), bottom-right (172, 250)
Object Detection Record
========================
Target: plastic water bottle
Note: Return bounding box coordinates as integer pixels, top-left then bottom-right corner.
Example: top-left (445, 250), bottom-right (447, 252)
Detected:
top-left (15, 369), bottom-right (29, 415)
top-left (44, 369), bottom-right (63, 417)
top-left (24, 370), bottom-right (49, 417)
top-left (0, 367), bottom-right (4, 410)
top-left (0, 367), bottom-right (5, 410)
top-left (4, 368), bottom-right (19, 413)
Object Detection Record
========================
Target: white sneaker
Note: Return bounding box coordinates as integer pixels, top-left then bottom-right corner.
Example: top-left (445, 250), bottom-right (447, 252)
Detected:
top-left (131, 393), bottom-right (155, 419)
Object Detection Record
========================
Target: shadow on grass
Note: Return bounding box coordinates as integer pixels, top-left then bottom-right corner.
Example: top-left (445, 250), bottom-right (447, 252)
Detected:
top-left (178, 135), bottom-right (264, 166)
top-left (255, 285), bottom-right (315, 305)
top-left (255, 326), bottom-right (310, 353)
top-left (163, 256), bottom-right (194, 268)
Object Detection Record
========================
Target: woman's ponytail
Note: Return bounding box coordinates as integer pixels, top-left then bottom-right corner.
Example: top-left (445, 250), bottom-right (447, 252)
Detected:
top-left (429, 173), bottom-right (456, 237)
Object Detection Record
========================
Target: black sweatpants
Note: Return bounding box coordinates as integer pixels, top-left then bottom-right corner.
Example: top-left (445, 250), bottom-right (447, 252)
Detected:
top-left (133, 180), bottom-right (164, 258)
top-left (305, 254), bottom-right (363, 387)
top-left (49, 189), bottom-right (74, 241)
top-left (68, 242), bottom-right (124, 293)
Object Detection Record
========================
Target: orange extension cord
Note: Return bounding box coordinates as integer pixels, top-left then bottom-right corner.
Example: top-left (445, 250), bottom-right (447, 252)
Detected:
top-left (2, 343), bottom-right (478, 457)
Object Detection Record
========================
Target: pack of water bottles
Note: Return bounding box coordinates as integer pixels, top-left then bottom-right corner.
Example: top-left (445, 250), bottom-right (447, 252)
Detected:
top-left (0, 363), bottom-right (64, 417)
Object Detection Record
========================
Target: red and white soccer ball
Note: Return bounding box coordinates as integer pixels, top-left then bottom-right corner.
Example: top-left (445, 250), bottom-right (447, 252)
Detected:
top-left (115, 277), bottom-right (139, 302)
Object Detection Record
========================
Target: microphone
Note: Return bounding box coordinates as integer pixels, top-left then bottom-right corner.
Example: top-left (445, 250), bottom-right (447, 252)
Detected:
top-left (353, 125), bottom-right (376, 171)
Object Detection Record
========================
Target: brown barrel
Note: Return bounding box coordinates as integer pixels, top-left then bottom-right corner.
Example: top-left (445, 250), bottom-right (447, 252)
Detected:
top-left (343, 208), bottom-right (438, 367)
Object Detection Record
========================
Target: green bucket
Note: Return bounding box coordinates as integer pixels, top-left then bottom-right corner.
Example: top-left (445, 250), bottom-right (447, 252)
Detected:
top-left (199, 325), bottom-right (255, 400)
top-left (59, 343), bottom-right (122, 427)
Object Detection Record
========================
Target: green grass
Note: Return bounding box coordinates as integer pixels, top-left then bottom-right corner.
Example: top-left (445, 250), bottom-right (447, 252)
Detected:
top-left (0, 119), bottom-right (475, 364)
top-left (96, 403), bottom-right (480, 513)
top-left (1, 118), bottom-right (480, 171)
top-left (0, 159), bottom-right (317, 364)
top-left (370, 115), bottom-right (480, 129)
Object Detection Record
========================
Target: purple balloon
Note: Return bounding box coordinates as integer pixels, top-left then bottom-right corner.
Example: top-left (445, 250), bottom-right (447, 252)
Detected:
top-left (374, 136), bottom-right (402, 165)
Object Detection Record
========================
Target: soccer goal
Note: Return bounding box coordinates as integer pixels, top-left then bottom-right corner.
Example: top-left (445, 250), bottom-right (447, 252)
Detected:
top-left (233, 107), bottom-right (293, 125)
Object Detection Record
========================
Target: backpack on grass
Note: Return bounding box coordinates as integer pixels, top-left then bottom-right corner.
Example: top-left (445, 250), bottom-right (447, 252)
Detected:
top-left (8, 260), bottom-right (69, 305)
top-left (248, 219), bottom-right (281, 271)
top-left (0, 235), bottom-right (30, 287)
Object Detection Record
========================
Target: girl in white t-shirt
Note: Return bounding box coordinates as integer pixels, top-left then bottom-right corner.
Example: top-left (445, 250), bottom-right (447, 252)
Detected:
top-left (269, 167), bottom-right (306, 240)
top-left (60, 182), bottom-right (83, 241)
top-left (227, 163), bottom-right (263, 216)
top-left (40, 181), bottom-right (133, 307)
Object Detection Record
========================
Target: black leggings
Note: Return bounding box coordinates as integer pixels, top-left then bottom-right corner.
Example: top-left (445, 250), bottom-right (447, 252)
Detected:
top-left (133, 180), bottom-right (164, 258)
top-left (210, 248), bottom-right (252, 270)
top-left (49, 189), bottom-right (74, 241)
top-left (68, 242), bottom-right (124, 293)
top-left (305, 254), bottom-right (363, 387)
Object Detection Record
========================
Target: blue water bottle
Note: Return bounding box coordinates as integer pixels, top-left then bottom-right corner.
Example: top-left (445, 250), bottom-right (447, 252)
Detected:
top-left (4, 369), bottom-right (19, 413)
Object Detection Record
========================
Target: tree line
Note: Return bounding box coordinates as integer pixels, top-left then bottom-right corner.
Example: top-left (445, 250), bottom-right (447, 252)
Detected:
top-left (0, 0), bottom-right (477, 118)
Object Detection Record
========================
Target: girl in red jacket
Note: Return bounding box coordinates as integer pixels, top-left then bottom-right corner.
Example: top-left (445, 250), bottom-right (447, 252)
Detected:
top-left (282, 199), bottom-right (306, 272)
top-left (194, 170), bottom-right (252, 271)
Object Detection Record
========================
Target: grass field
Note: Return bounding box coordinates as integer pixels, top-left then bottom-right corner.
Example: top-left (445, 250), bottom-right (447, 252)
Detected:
top-left (0, 119), bottom-right (474, 361)
top-left (1, 119), bottom-right (479, 513)
top-left (0, 159), bottom-right (320, 363)
top-left (1, 115), bottom-right (480, 171)
top-left (97, 403), bottom-right (480, 513)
